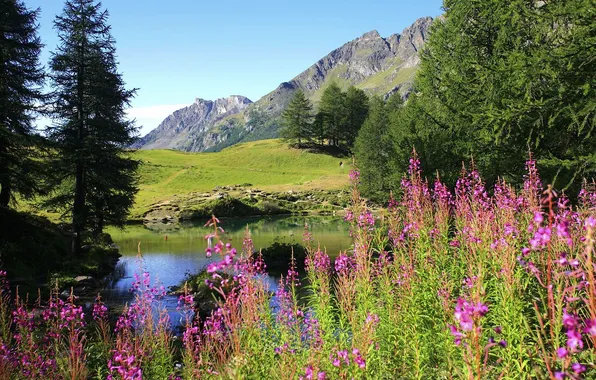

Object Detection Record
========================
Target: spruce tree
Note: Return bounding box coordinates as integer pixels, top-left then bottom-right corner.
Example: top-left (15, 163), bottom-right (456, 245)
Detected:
top-left (0, 0), bottom-right (45, 207)
top-left (47, 0), bottom-right (138, 253)
top-left (280, 89), bottom-right (313, 147)
top-left (343, 86), bottom-right (369, 150)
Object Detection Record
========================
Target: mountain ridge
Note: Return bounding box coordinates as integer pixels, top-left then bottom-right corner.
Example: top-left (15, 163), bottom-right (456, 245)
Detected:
top-left (134, 16), bottom-right (434, 152)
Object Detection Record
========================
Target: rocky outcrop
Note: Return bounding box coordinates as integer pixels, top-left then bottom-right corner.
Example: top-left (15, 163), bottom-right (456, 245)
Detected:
top-left (135, 16), bottom-right (434, 152)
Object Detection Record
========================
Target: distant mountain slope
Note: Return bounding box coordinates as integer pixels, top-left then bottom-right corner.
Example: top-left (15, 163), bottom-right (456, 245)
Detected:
top-left (135, 16), bottom-right (433, 152)
top-left (133, 95), bottom-right (252, 150)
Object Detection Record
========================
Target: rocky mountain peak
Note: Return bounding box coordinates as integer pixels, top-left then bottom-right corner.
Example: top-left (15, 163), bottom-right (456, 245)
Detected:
top-left (393, 16), bottom-right (433, 66)
top-left (358, 30), bottom-right (381, 40)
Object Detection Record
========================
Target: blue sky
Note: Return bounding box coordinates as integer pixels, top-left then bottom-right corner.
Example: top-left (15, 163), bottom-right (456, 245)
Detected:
top-left (26, 0), bottom-right (443, 136)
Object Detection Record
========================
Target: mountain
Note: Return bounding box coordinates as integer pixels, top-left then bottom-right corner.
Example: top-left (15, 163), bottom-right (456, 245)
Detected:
top-left (134, 16), bottom-right (433, 152)
top-left (134, 95), bottom-right (252, 151)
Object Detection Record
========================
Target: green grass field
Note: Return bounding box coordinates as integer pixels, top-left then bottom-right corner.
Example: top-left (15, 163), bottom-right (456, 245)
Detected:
top-left (133, 139), bottom-right (350, 218)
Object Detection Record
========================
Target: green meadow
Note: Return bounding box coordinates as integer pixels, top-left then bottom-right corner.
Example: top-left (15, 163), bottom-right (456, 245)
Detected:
top-left (133, 139), bottom-right (350, 218)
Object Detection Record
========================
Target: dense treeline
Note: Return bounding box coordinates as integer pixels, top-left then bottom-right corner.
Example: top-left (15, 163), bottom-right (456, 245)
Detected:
top-left (355, 0), bottom-right (595, 201)
top-left (0, 0), bottom-right (138, 255)
top-left (281, 83), bottom-right (370, 150)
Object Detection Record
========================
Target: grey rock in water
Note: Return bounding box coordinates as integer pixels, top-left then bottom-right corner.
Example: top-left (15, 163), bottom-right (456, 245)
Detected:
top-left (134, 16), bottom-right (434, 153)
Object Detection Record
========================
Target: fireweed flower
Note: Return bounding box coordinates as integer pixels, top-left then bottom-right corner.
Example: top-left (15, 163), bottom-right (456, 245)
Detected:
top-left (572, 363), bottom-right (586, 375)
top-left (583, 319), bottom-right (596, 336)
top-left (349, 169), bottom-right (360, 184)
top-left (334, 253), bottom-right (354, 275)
top-left (365, 312), bottom-right (380, 326)
top-left (93, 296), bottom-right (109, 322)
top-left (451, 298), bottom-right (488, 338)
top-left (352, 348), bottom-right (366, 369)
top-left (299, 365), bottom-right (326, 380)
top-left (305, 249), bottom-right (331, 274)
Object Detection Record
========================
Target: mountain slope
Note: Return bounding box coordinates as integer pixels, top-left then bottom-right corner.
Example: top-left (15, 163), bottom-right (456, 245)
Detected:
top-left (134, 95), bottom-right (252, 150)
top-left (135, 16), bottom-right (433, 152)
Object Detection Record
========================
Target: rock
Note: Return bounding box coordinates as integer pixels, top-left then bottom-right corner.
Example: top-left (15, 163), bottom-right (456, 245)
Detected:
top-left (74, 275), bottom-right (95, 283)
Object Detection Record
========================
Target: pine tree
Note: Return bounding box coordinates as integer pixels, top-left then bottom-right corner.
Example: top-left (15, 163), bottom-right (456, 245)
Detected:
top-left (318, 82), bottom-right (346, 147)
top-left (343, 86), bottom-right (369, 149)
top-left (0, 0), bottom-right (45, 207)
top-left (280, 89), bottom-right (313, 147)
top-left (47, 0), bottom-right (138, 253)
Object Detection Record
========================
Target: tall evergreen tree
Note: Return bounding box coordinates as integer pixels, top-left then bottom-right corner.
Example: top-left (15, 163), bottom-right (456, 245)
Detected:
top-left (400, 0), bottom-right (596, 190)
top-left (354, 97), bottom-right (397, 202)
top-left (280, 89), bottom-right (313, 146)
top-left (318, 82), bottom-right (346, 147)
top-left (343, 86), bottom-right (369, 149)
top-left (47, 0), bottom-right (138, 253)
top-left (0, 0), bottom-right (45, 207)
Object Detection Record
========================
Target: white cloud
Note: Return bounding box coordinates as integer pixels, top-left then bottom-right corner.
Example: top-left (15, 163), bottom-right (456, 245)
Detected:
top-left (127, 104), bottom-right (189, 137)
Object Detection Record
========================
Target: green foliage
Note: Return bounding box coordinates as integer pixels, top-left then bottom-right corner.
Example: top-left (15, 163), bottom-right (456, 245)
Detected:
top-left (46, 0), bottom-right (139, 250)
top-left (343, 87), bottom-right (370, 148)
top-left (0, 0), bottom-right (46, 208)
top-left (279, 84), bottom-right (370, 153)
top-left (259, 239), bottom-right (307, 273)
top-left (281, 89), bottom-right (314, 146)
top-left (0, 207), bottom-right (69, 282)
top-left (393, 0), bottom-right (596, 191)
top-left (318, 82), bottom-right (347, 147)
top-left (354, 95), bottom-right (402, 202)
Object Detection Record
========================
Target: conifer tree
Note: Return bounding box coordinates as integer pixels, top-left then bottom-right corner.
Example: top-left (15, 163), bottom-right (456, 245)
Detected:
top-left (280, 89), bottom-right (313, 146)
top-left (0, 0), bottom-right (45, 207)
top-left (343, 86), bottom-right (369, 149)
top-left (47, 0), bottom-right (138, 253)
top-left (354, 96), bottom-right (396, 202)
top-left (401, 0), bottom-right (596, 190)
top-left (318, 82), bottom-right (346, 147)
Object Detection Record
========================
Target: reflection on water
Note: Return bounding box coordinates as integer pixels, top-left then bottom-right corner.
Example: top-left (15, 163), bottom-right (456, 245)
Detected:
top-left (104, 215), bottom-right (352, 328)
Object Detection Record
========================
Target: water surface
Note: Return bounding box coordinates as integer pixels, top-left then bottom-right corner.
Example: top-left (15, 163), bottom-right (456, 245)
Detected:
top-left (104, 216), bottom-right (352, 327)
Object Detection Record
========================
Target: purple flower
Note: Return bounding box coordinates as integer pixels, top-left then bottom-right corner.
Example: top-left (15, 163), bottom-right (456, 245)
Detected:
top-left (556, 347), bottom-right (568, 359)
top-left (572, 363), bottom-right (586, 375)
top-left (584, 319), bottom-right (596, 336)
top-left (334, 253), bottom-right (354, 275)
top-left (562, 310), bottom-right (579, 329)
top-left (566, 328), bottom-right (583, 351)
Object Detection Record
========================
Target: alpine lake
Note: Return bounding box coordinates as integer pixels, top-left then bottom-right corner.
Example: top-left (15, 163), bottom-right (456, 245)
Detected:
top-left (103, 215), bottom-right (352, 328)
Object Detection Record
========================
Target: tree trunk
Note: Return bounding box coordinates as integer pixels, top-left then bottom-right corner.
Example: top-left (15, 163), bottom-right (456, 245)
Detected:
top-left (72, 4), bottom-right (86, 257)
top-left (72, 162), bottom-right (85, 256)
top-left (0, 179), bottom-right (11, 207)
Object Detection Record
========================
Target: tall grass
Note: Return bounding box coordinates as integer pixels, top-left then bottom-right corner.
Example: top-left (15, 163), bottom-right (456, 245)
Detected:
top-left (0, 153), bottom-right (595, 379)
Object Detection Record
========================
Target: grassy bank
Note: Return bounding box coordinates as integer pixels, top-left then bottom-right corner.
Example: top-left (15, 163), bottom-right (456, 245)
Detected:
top-left (133, 139), bottom-right (350, 220)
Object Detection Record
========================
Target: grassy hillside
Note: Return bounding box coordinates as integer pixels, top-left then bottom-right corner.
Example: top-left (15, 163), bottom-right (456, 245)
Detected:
top-left (134, 139), bottom-right (350, 218)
